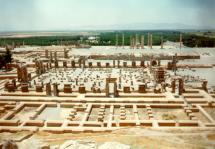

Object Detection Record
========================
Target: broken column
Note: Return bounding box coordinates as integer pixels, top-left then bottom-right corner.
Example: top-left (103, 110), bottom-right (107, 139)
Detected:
top-left (21, 83), bottom-right (29, 92)
top-left (113, 82), bottom-right (118, 97)
top-left (138, 84), bottom-right (146, 93)
top-left (132, 61), bottom-right (136, 67)
top-left (202, 80), bottom-right (208, 92)
top-left (105, 83), bottom-right (109, 97)
top-left (123, 86), bottom-right (131, 93)
top-left (88, 62), bottom-right (92, 68)
top-left (54, 60), bottom-right (59, 68)
top-left (123, 62), bottom-right (127, 67)
top-left (178, 78), bottom-right (184, 95)
top-left (64, 48), bottom-right (68, 58)
top-left (64, 84), bottom-right (72, 93)
top-left (46, 83), bottom-right (51, 96)
top-left (79, 86), bottom-right (86, 94)
top-left (54, 51), bottom-right (57, 60)
top-left (171, 79), bottom-right (176, 93)
top-left (45, 49), bottom-right (49, 58)
top-left (71, 61), bottom-right (76, 68)
top-left (97, 62), bottom-right (101, 67)
top-left (117, 60), bottom-right (120, 68)
top-left (53, 83), bottom-right (59, 96)
top-left (140, 61), bottom-right (145, 67)
top-left (63, 61), bottom-right (67, 68)
top-left (36, 84), bottom-right (43, 92)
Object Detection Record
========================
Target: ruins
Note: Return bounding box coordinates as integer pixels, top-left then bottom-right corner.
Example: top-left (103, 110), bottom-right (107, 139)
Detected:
top-left (0, 33), bottom-right (214, 148)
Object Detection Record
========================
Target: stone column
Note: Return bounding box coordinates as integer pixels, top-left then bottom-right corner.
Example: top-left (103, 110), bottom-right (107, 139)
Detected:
top-left (105, 83), bottom-right (109, 97)
top-left (63, 61), bottom-right (67, 68)
top-left (113, 82), bottom-right (118, 97)
top-left (88, 62), bottom-right (92, 68)
top-left (123, 62), bottom-right (127, 67)
top-left (140, 61), bottom-right (145, 67)
top-left (117, 60), bottom-right (120, 68)
top-left (46, 83), bottom-right (51, 96)
top-left (138, 84), bottom-right (146, 93)
top-left (55, 60), bottom-right (58, 68)
top-left (71, 61), bottom-right (75, 68)
top-left (135, 34), bottom-right (138, 48)
top-left (150, 34), bottom-right (153, 49)
top-left (50, 52), bottom-right (53, 62)
top-left (141, 35), bottom-right (144, 49)
top-left (115, 34), bottom-right (118, 48)
top-left (132, 61), bottom-right (136, 67)
top-left (171, 79), bottom-right (176, 93)
top-left (45, 49), bottom-right (49, 58)
top-left (113, 60), bottom-right (115, 67)
top-left (54, 51), bottom-right (57, 60)
top-left (122, 34), bottom-right (124, 48)
top-left (64, 48), bottom-right (68, 58)
top-left (147, 33), bottom-right (150, 47)
top-left (202, 80), bottom-right (208, 92)
top-left (178, 78), bottom-right (184, 95)
top-left (161, 36), bottom-right (164, 49)
top-left (53, 83), bottom-right (59, 96)
top-left (180, 33), bottom-right (182, 49)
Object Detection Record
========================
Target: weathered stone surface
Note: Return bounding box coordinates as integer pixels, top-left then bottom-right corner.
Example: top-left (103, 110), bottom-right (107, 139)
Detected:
top-left (59, 140), bottom-right (96, 149)
top-left (98, 142), bottom-right (130, 149)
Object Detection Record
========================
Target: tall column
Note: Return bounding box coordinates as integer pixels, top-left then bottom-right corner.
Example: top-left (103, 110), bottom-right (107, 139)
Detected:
top-left (147, 33), bottom-right (150, 47)
top-left (132, 36), bottom-right (135, 49)
top-left (171, 79), bottom-right (176, 93)
top-left (202, 80), bottom-right (208, 92)
top-left (130, 36), bottom-right (132, 49)
top-left (135, 34), bottom-right (138, 48)
top-left (122, 34), bottom-right (124, 48)
top-left (150, 34), bottom-right (153, 49)
top-left (141, 35), bottom-right (144, 49)
top-left (115, 34), bottom-right (118, 48)
top-left (50, 52), bottom-right (53, 62)
top-left (178, 78), bottom-right (184, 95)
top-left (46, 83), bottom-right (51, 96)
top-left (161, 36), bottom-right (164, 49)
top-left (53, 83), bottom-right (59, 96)
top-left (180, 33), bottom-right (182, 49)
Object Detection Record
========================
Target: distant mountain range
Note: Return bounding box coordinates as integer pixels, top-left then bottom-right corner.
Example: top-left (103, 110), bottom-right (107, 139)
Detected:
top-left (0, 22), bottom-right (214, 32)
top-left (72, 22), bottom-right (214, 31)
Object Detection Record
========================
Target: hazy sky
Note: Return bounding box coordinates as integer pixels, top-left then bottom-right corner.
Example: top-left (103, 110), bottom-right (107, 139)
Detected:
top-left (0, 0), bottom-right (214, 31)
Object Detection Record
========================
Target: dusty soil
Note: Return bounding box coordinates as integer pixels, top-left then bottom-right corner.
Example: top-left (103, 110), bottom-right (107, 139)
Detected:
top-left (1, 127), bottom-right (214, 149)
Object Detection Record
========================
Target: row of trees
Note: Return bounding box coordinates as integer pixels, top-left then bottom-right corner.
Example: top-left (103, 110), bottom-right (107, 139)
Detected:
top-left (0, 31), bottom-right (214, 47)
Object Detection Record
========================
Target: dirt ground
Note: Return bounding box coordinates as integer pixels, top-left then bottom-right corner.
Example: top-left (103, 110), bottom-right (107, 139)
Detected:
top-left (1, 127), bottom-right (215, 149)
